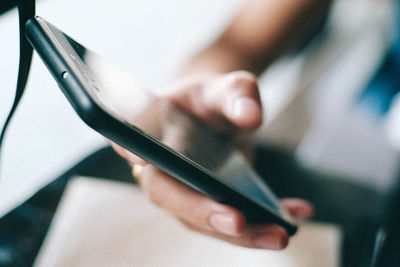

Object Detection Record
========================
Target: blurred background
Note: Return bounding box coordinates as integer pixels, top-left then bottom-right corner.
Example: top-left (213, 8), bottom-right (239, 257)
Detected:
top-left (0, 0), bottom-right (399, 266)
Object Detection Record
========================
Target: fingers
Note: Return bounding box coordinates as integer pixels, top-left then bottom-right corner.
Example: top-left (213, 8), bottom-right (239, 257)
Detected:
top-left (138, 165), bottom-right (246, 236)
top-left (167, 71), bottom-right (263, 131)
top-left (281, 198), bottom-right (314, 220)
top-left (181, 220), bottom-right (289, 250)
top-left (109, 141), bottom-right (147, 166)
top-left (137, 165), bottom-right (293, 250)
top-left (213, 71), bottom-right (263, 129)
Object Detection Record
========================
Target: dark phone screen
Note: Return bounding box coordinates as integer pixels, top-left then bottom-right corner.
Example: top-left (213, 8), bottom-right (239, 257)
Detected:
top-left (45, 21), bottom-right (285, 217)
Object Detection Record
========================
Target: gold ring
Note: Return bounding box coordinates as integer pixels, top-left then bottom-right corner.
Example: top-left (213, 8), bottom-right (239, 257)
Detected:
top-left (131, 164), bottom-right (144, 180)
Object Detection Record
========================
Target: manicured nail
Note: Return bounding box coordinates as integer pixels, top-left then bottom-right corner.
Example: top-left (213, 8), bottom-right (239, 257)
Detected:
top-left (231, 97), bottom-right (259, 119)
top-left (291, 209), bottom-right (311, 220)
top-left (253, 232), bottom-right (288, 250)
top-left (209, 213), bottom-right (238, 236)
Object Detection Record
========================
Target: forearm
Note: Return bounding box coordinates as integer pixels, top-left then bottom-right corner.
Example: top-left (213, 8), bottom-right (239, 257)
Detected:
top-left (179, 0), bottom-right (333, 76)
top-left (138, 0), bottom-right (332, 138)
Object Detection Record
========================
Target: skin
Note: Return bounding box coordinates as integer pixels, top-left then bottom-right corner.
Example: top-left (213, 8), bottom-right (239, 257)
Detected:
top-left (113, 0), bottom-right (332, 249)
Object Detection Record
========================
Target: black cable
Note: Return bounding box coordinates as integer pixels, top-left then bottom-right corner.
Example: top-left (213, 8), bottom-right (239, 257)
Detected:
top-left (0, 0), bottom-right (35, 174)
top-left (0, 0), bottom-right (17, 15)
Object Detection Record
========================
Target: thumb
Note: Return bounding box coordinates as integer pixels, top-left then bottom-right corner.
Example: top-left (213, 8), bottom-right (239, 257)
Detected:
top-left (165, 71), bottom-right (263, 131)
top-left (206, 71), bottom-right (263, 129)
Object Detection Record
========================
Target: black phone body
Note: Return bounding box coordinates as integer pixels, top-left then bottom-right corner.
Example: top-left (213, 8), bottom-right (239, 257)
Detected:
top-left (25, 16), bottom-right (297, 235)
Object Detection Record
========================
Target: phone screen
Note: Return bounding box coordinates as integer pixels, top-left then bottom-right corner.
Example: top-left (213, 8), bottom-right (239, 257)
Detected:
top-left (46, 21), bottom-right (287, 218)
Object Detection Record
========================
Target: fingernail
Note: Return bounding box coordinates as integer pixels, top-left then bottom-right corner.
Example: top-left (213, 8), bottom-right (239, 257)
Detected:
top-left (209, 213), bottom-right (238, 236)
top-left (231, 97), bottom-right (259, 119)
top-left (291, 209), bottom-right (310, 220)
top-left (253, 232), bottom-right (288, 250)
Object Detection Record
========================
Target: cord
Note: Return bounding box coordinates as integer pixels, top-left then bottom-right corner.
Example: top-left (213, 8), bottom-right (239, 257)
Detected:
top-left (0, 0), bottom-right (35, 174)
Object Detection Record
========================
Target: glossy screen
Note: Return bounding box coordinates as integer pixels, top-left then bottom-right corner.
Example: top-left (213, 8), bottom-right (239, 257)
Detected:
top-left (51, 23), bottom-right (284, 216)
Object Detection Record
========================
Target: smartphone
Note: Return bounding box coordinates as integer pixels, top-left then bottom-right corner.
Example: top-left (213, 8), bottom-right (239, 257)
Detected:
top-left (25, 16), bottom-right (297, 235)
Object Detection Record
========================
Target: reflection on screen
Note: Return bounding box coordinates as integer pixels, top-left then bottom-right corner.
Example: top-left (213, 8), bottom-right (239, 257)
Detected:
top-left (59, 29), bottom-right (283, 214)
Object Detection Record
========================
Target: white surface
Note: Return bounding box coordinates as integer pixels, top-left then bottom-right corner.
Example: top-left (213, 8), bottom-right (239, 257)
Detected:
top-left (34, 177), bottom-right (342, 267)
top-left (0, 0), bottom-right (241, 216)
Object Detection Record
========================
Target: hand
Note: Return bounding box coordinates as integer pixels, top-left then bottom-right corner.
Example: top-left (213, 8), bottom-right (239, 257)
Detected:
top-left (112, 71), bottom-right (313, 249)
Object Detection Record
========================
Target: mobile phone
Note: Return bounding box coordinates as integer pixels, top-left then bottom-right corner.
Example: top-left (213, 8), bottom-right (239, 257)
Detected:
top-left (25, 16), bottom-right (297, 235)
